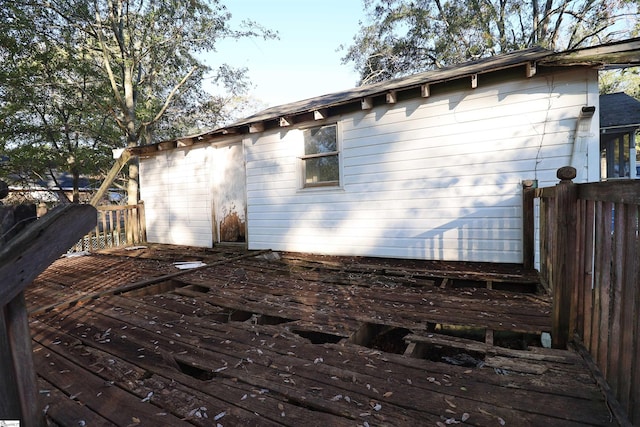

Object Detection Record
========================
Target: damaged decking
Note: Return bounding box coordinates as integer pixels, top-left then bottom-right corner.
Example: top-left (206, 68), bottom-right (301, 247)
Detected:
top-left (26, 246), bottom-right (615, 426)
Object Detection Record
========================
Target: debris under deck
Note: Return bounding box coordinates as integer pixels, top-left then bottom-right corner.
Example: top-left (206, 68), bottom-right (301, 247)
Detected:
top-left (26, 245), bottom-right (615, 426)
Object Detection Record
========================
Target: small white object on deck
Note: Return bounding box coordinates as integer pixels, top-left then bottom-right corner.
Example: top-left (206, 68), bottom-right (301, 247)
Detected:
top-left (173, 261), bottom-right (206, 269)
top-left (541, 332), bottom-right (552, 348)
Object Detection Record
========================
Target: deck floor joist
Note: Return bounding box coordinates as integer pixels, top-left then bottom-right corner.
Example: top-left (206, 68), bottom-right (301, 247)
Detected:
top-left (26, 245), bottom-right (616, 426)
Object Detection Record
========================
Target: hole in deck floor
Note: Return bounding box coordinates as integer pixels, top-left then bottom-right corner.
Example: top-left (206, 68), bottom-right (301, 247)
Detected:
top-left (349, 323), bottom-right (411, 354)
top-left (432, 324), bottom-right (541, 350)
top-left (292, 330), bottom-right (344, 344)
top-left (494, 331), bottom-right (541, 350)
top-left (121, 279), bottom-right (187, 297)
top-left (224, 309), bottom-right (293, 325)
top-left (175, 359), bottom-right (214, 381)
top-left (419, 344), bottom-right (486, 367)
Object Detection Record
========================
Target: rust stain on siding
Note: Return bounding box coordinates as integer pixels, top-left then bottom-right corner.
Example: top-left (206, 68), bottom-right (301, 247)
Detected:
top-left (220, 211), bottom-right (246, 242)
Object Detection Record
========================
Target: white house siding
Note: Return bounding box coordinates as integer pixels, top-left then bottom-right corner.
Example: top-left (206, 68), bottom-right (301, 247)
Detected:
top-left (245, 68), bottom-right (599, 263)
top-left (140, 145), bottom-right (213, 247)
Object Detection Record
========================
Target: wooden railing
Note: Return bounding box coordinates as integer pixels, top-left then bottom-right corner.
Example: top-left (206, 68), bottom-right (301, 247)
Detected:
top-left (72, 202), bottom-right (146, 252)
top-left (1, 204), bottom-right (96, 426)
top-left (524, 167), bottom-right (640, 425)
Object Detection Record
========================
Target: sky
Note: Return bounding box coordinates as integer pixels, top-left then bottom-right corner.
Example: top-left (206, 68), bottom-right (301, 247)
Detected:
top-left (201, 0), bottom-right (365, 108)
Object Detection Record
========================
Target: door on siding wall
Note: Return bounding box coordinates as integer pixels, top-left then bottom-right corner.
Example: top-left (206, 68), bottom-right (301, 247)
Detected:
top-left (212, 142), bottom-right (247, 243)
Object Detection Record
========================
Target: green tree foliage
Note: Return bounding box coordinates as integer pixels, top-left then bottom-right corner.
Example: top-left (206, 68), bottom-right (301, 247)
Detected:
top-left (1, 2), bottom-right (119, 203)
top-left (1, 0), bottom-right (275, 204)
top-left (343, 0), bottom-right (639, 84)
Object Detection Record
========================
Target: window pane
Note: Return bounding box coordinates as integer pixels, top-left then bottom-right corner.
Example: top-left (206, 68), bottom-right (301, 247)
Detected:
top-left (304, 125), bottom-right (336, 155)
top-left (305, 155), bottom-right (339, 184)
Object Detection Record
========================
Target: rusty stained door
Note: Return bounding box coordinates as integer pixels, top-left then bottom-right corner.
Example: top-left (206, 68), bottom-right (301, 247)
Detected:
top-left (211, 142), bottom-right (247, 243)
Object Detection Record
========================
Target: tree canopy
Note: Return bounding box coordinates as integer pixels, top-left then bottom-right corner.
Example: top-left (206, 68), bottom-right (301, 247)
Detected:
top-left (1, 0), bottom-right (274, 203)
top-left (343, 0), bottom-right (640, 84)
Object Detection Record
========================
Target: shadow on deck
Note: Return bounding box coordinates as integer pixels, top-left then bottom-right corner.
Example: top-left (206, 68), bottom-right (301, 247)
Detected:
top-left (26, 244), bottom-right (616, 426)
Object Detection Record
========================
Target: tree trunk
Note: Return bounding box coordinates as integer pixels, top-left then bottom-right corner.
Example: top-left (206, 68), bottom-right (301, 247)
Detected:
top-left (127, 157), bottom-right (139, 206)
top-left (72, 166), bottom-right (80, 203)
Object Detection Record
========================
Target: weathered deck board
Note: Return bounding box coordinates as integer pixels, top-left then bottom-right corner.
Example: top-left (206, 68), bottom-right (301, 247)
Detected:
top-left (38, 377), bottom-right (116, 427)
top-left (33, 341), bottom-right (191, 426)
top-left (25, 246), bottom-right (615, 426)
top-left (170, 260), bottom-right (551, 334)
top-left (33, 298), bottom-right (597, 426)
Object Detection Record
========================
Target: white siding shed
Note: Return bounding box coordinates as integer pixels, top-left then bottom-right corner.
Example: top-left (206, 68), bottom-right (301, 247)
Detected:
top-left (244, 68), bottom-right (600, 263)
top-left (133, 40), bottom-right (640, 263)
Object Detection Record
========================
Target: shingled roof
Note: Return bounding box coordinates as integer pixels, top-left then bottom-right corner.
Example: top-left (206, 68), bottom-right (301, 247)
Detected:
top-left (600, 92), bottom-right (640, 130)
top-left (132, 38), bottom-right (640, 154)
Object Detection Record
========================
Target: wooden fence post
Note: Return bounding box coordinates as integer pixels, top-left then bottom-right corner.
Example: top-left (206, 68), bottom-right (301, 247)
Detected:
top-left (552, 166), bottom-right (578, 348)
top-left (522, 180), bottom-right (536, 270)
top-left (138, 201), bottom-right (147, 242)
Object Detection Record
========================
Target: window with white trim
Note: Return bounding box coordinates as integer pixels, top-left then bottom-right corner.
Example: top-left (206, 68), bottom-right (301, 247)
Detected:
top-left (302, 124), bottom-right (339, 187)
top-left (600, 131), bottom-right (638, 179)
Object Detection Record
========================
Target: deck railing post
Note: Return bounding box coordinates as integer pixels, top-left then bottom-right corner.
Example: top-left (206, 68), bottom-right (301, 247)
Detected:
top-left (138, 201), bottom-right (147, 243)
top-left (522, 180), bottom-right (536, 270)
top-left (552, 166), bottom-right (578, 348)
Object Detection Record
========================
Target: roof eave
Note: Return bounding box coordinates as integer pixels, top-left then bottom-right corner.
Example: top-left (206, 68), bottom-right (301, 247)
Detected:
top-left (135, 38), bottom-right (640, 155)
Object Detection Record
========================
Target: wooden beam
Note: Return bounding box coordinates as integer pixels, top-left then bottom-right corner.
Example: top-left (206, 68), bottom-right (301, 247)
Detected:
top-left (5, 293), bottom-right (42, 426)
top-left (421, 84), bottom-right (430, 97)
top-left (313, 109), bottom-right (328, 120)
top-left (176, 138), bottom-right (194, 147)
top-left (522, 180), bottom-right (536, 270)
top-left (279, 117), bottom-right (292, 127)
top-left (0, 204), bottom-right (97, 306)
top-left (90, 149), bottom-right (132, 207)
top-left (386, 91), bottom-right (397, 104)
top-left (485, 328), bottom-right (494, 345)
top-left (552, 166), bottom-right (578, 349)
top-left (0, 305), bottom-right (20, 420)
top-left (249, 122), bottom-right (264, 133)
top-left (158, 141), bottom-right (175, 150)
top-left (526, 62), bottom-right (537, 78)
top-left (361, 97), bottom-right (373, 110)
top-left (0, 204), bottom-right (95, 427)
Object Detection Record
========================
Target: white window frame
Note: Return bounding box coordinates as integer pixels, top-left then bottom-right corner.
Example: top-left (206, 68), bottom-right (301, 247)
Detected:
top-left (299, 122), bottom-right (342, 189)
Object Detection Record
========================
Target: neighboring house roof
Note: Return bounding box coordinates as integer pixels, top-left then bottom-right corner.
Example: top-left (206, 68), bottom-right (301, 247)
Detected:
top-left (600, 92), bottom-right (640, 131)
top-left (41, 172), bottom-right (93, 191)
top-left (132, 37), bottom-right (640, 154)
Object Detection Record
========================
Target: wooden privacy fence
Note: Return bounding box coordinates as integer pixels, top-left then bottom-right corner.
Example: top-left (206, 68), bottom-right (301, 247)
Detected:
top-left (524, 166), bottom-right (640, 425)
top-left (72, 202), bottom-right (146, 252)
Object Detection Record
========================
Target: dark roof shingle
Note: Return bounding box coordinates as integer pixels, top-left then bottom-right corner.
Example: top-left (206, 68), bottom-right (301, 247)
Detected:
top-left (600, 92), bottom-right (640, 129)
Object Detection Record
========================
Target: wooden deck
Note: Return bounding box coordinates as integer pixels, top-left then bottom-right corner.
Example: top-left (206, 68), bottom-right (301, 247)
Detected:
top-left (26, 245), bottom-right (616, 426)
